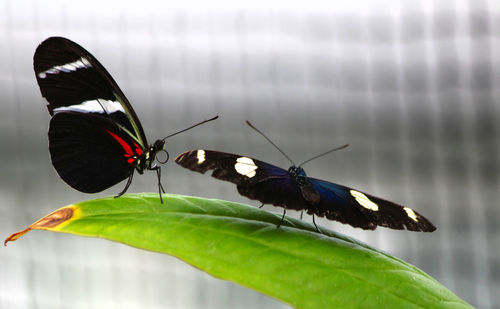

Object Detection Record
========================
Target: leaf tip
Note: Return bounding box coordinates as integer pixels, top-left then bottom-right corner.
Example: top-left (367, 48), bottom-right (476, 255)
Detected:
top-left (4, 228), bottom-right (30, 246)
top-left (4, 206), bottom-right (76, 245)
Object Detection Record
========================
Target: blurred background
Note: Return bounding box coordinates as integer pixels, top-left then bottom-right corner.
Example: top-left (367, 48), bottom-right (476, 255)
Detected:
top-left (1, 0), bottom-right (499, 308)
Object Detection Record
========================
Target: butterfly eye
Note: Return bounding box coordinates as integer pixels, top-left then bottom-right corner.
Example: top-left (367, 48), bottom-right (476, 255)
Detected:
top-left (153, 140), bottom-right (165, 151)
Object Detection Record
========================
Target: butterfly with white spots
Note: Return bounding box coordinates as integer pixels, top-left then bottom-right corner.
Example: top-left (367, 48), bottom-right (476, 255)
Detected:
top-left (175, 148), bottom-right (436, 232)
top-left (175, 119), bottom-right (436, 232)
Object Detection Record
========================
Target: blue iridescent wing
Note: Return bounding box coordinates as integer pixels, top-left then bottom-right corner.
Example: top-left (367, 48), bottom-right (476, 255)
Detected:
top-left (309, 178), bottom-right (436, 231)
top-left (175, 150), bottom-right (310, 211)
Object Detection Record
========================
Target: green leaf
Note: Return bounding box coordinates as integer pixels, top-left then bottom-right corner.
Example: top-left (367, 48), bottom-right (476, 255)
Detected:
top-left (5, 193), bottom-right (471, 309)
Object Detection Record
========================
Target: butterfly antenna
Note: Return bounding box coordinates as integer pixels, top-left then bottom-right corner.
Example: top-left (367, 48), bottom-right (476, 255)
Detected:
top-left (298, 144), bottom-right (349, 167)
top-left (246, 120), bottom-right (295, 166)
top-left (162, 115), bottom-right (219, 140)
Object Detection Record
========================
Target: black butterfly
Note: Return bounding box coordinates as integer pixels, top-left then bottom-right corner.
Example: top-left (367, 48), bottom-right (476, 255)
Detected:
top-left (175, 121), bottom-right (436, 232)
top-left (34, 37), bottom-right (217, 202)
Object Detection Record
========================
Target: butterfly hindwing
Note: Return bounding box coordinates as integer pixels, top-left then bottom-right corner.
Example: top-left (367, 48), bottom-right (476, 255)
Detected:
top-left (49, 112), bottom-right (139, 193)
top-left (34, 36), bottom-right (147, 148)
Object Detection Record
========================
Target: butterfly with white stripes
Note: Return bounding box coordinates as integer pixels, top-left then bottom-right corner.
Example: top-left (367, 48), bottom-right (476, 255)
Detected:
top-left (34, 37), bottom-right (217, 202)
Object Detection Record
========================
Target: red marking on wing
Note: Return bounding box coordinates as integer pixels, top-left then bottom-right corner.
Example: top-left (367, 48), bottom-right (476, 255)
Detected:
top-left (133, 141), bottom-right (143, 156)
top-left (106, 129), bottom-right (133, 156)
top-left (106, 129), bottom-right (141, 164)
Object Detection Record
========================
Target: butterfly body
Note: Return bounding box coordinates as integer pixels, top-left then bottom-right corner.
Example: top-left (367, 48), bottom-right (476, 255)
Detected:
top-left (287, 166), bottom-right (321, 205)
top-left (175, 149), bottom-right (436, 232)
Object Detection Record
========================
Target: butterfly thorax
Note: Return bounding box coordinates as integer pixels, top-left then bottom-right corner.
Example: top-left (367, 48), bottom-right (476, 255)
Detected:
top-left (136, 139), bottom-right (165, 173)
top-left (288, 166), bottom-right (321, 205)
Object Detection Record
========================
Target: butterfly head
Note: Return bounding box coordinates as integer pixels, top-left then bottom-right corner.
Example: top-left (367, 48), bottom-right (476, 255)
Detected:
top-left (289, 165), bottom-right (307, 178)
top-left (151, 139), bottom-right (169, 164)
top-left (153, 139), bottom-right (165, 151)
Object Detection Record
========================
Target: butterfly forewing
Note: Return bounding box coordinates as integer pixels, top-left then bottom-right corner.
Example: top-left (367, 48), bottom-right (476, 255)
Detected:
top-left (34, 37), bottom-right (147, 148)
top-left (310, 178), bottom-right (436, 231)
top-left (175, 149), bottom-right (284, 182)
top-left (175, 150), bottom-right (310, 210)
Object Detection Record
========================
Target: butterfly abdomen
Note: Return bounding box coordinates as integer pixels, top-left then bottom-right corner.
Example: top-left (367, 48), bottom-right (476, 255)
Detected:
top-left (298, 182), bottom-right (321, 205)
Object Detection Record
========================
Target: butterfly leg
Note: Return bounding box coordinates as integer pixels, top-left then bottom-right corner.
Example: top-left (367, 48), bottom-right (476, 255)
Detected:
top-left (300, 211), bottom-right (304, 220)
top-left (116, 172), bottom-right (134, 198)
top-left (276, 209), bottom-right (286, 228)
top-left (259, 203), bottom-right (264, 208)
top-left (150, 165), bottom-right (165, 203)
top-left (156, 166), bottom-right (166, 193)
top-left (312, 215), bottom-right (320, 233)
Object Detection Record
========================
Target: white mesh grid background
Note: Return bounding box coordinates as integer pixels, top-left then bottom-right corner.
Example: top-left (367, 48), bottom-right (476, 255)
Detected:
top-left (0, 1), bottom-right (498, 308)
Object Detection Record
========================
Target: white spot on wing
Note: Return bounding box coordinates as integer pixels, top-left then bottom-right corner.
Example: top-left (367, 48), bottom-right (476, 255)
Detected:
top-left (404, 207), bottom-right (419, 222)
top-left (197, 150), bottom-right (205, 164)
top-left (38, 57), bottom-right (91, 79)
top-left (350, 190), bottom-right (379, 211)
top-left (53, 99), bottom-right (125, 114)
top-left (235, 157), bottom-right (257, 178)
